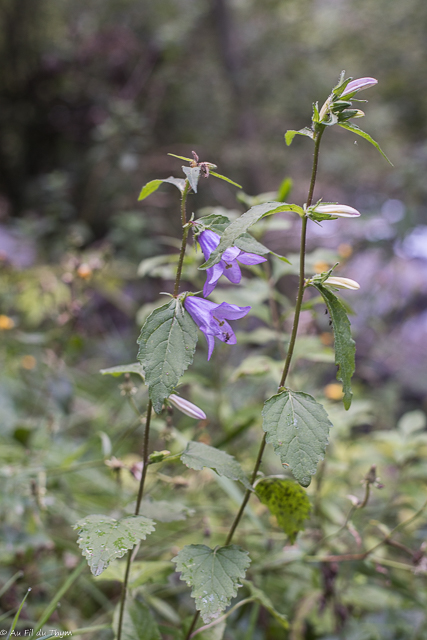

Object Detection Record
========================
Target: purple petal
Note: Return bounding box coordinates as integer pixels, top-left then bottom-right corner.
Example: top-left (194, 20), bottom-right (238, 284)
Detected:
top-left (203, 264), bottom-right (224, 297)
top-left (204, 331), bottom-right (215, 360)
top-left (237, 252), bottom-right (267, 266)
top-left (184, 296), bottom-right (217, 327)
top-left (341, 77), bottom-right (377, 97)
top-left (198, 230), bottom-right (220, 261)
top-left (214, 302), bottom-right (251, 320)
top-left (222, 260), bottom-right (242, 284)
top-left (222, 246), bottom-right (241, 262)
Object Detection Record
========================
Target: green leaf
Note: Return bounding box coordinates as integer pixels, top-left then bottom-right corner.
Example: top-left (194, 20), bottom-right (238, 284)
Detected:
top-left (313, 284), bottom-right (356, 410)
top-left (235, 232), bottom-right (270, 256)
top-left (138, 497), bottom-right (195, 522)
top-left (255, 478), bottom-right (311, 543)
top-left (137, 299), bottom-right (198, 413)
top-left (200, 202), bottom-right (303, 269)
top-left (183, 166), bottom-right (201, 192)
top-left (277, 177), bottom-right (293, 202)
top-left (209, 171), bottom-right (242, 189)
top-left (95, 560), bottom-right (172, 588)
top-left (285, 128), bottom-right (314, 146)
top-left (168, 153), bottom-right (194, 162)
top-left (241, 580), bottom-right (289, 629)
top-left (113, 597), bottom-right (161, 640)
top-left (195, 213), bottom-right (230, 233)
top-left (338, 122), bottom-right (393, 165)
top-left (138, 177), bottom-right (186, 201)
top-left (181, 441), bottom-right (252, 490)
top-left (7, 588), bottom-right (31, 638)
top-left (262, 389), bottom-right (332, 487)
top-left (172, 544), bottom-right (251, 623)
top-left (73, 514), bottom-right (155, 576)
top-left (100, 363), bottom-right (145, 379)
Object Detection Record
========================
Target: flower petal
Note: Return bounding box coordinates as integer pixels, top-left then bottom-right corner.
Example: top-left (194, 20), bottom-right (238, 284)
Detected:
top-left (313, 204), bottom-right (360, 218)
top-left (341, 77), bottom-right (378, 97)
top-left (237, 252), bottom-right (268, 266)
top-left (324, 276), bottom-right (360, 290)
top-left (222, 260), bottom-right (242, 284)
top-left (198, 230), bottom-right (220, 261)
top-left (222, 246), bottom-right (241, 262)
top-left (213, 302), bottom-right (251, 320)
top-left (169, 394), bottom-right (207, 419)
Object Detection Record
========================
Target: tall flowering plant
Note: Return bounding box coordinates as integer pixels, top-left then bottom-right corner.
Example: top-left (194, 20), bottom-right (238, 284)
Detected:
top-left (71, 73), bottom-right (393, 639)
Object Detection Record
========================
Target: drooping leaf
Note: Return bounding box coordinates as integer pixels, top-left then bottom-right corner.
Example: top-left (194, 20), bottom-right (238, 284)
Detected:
top-left (285, 128), bottom-right (314, 146)
top-left (138, 498), bottom-right (195, 522)
top-left (200, 202), bottom-right (303, 269)
top-left (172, 544), bottom-right (251, 623)
top-left (209, 171), bottom-right (242, 189)
top-left (255, 478), bottom-right (311, 543)
top-left (137, 299), bottom-right (198, 413)
top-left (262, 389), bottom-right (332, 487)
top-left (113, 597), bottom-right (161, 640)
top-left (338, 122), bottom-right (393, 165)
top-left (181, 441), bottom-right (252, 490)
top-left (138, 177), bottom-right (186, 201)
top-left (100, 363), bottom-right (145, 379)
top-left (242, 580), bottom-right (289, 629)
top-left (314, 284), bottom-right (356, 410)
top-left (183, 166), bottom-right (201, 193)
top-left (195, 213), bottom-right (230, 233)
top-left (73, 514), bottom-right (155, 576)
top-left (234, 232), bottom-right (270, 256)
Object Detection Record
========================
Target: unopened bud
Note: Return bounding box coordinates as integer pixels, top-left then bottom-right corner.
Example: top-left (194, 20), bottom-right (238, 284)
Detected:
top-left (324, 276), bottom-right (360, 290)
top-left (341, 77), bottom-right (378, 97)
top-left (168, 394), bottom-right (207, 420)
top-left (313, 204), bottom-right (360, 218)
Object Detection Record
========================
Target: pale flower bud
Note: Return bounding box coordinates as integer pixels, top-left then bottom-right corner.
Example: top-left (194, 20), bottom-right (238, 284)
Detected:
top-left (323, 276), bottom-right (360, 290)
top-left (341, 77), bottom-right (378, 97)
top-left (168, 394), bottom-right (207, 420)
top-left (313, 204), bottom-right (361, 218)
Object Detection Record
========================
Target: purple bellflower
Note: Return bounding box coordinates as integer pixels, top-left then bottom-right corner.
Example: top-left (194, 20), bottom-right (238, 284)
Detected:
top-left (198, 229), bottom-right (267, 297)
top-left (184, 295), bottom-right (251, 360)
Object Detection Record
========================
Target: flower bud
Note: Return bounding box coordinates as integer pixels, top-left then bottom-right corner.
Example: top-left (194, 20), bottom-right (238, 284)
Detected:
top-left (168, 394), bottom-right (207, 420)
top-left (323, 276), bottom-right (360, 290)
top-left (313, 204), bottom-right (360, 218)
top-left (341, 77), bottom-right (378, 97)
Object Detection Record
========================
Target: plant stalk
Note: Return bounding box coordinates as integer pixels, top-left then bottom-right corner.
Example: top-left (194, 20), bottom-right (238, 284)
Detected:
top-left (174, 180), bottom-right (191, 297)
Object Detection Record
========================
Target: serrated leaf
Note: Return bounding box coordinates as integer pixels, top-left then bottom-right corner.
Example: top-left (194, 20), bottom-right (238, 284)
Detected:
top-left (196, 213), bottom-right (231, 233)
top-left (138, 177), bottom-right (186, 201)
top-left (181, 441), bottom-right (252, 490)
top-left (113, 597), bottom-right (161, 640)
top-left (138, 498), bottom-right (194, 522)
top-left (100, 363), bottom-right (145, 379)
top-left (183, 166), bottom-right (201, 192)
top-left (242, 580), bottom-right (289, 629)
top-left (338, 122), bottom-right (393, 165)
top-left (314, 284), bottom-right (356, 410)
top-left (73, 515), bottom-right (155, 576)
top-left (137, 299), bottom-right (198, 413)
top-left (285, 128), bottom-right (314, 146)
top-left (209, 171), bottom-right (242, 189)
top-left (200, 202), bottom-right (303, 269)
top-left (172, 544), bottom-right (251, 623)
top-left (255, 478), bottom-right (311, 543)
top-left (262, 389), bottom-right (332, 487)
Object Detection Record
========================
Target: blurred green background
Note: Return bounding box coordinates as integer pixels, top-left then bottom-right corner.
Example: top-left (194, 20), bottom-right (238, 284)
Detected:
top-left (2, 1), bottom-right (427, 638)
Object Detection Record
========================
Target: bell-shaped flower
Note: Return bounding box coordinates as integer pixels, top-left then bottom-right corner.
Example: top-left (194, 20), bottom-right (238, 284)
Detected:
top-left (324, 276), bottom-right (360, 290)
top-left (198, 229), bottom-right (267, 297)
top-left (312, 204), bottom-right (360, 218)
top-left (341, 77), bottom-right (378, 97)
top-left (168, 394), bottom-right (207, 420)
top-left (184, 295), bottom-right (251, 360)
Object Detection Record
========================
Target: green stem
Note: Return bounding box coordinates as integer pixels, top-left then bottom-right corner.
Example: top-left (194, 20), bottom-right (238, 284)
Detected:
top-left (117, 399), bottom-right (153, 640)
top-left (174, 180), bottom-right (191, 297)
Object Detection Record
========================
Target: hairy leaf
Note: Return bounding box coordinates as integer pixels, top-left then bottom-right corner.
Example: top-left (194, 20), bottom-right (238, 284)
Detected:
top-left (285, 128), bottom-right (314, 146)
top-left (200, 202), bottom-right (303, 269)
top-left (113, 597), bottom-right (161, 640)
top-left (172, 544), bottom-right (251, 623)
top-left (181, 441), bottom-right (252, 490)
top-left (262, 389), bottom-right (332, 487)
top-left (255, 478), bottom-right (311, 543)
top-left (242, 580), bottom-right (289, 628)
top-left (183, 166), bottom-right (201, 192)
top-left (137, 299), bottom-right (198, 413)
top-left (138, 498), bottom-right (194, 522)
top-left (195, 213), bottom-right (230, 233)
top-left (338, 122), bottom-right (393, 165)
top-left (314, 284), bottom-right (356, 410)
top-left (73, 515), bottom-right (155, 576)
top-left (138, 177), bottom-right (186, 201)
top-left (100, 363), bottom-right (145, 379)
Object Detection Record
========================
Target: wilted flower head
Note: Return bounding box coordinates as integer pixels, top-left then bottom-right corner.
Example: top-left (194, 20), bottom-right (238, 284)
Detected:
top-left (312, 204), bottom-right (361, 218)
top-left (169, 394), bottom-right (207, 420)
top-left (184, 295), bottom-right (250, 360)
top-left (341, 77), bottom-right (378, 97)
top-left (198, 230), bottom-right (267, 297)
top-left (323, 276), bottom-right (360, 290)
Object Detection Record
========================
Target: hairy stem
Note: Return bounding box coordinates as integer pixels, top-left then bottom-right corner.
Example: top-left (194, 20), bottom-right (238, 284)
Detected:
top-left (174, 180), bottom-right (191, 297)
top-left (117, 399), bottom-right (153, 640)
